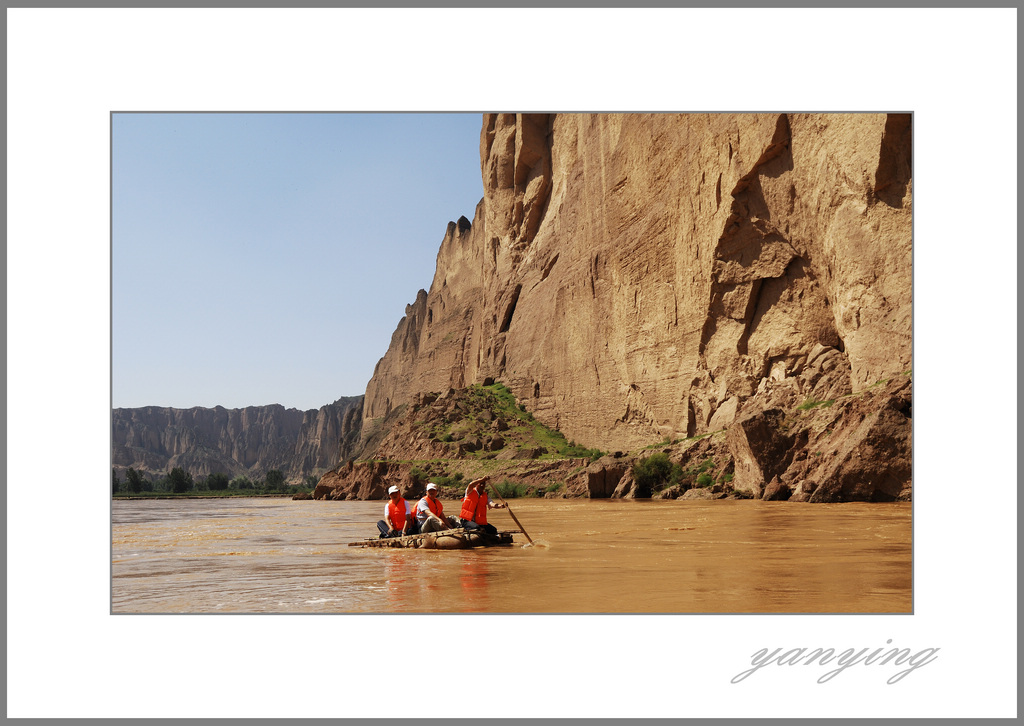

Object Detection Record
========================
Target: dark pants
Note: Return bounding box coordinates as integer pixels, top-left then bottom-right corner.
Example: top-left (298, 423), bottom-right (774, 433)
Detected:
top-left (377, 520), bottom-right (418, 538)
top-left (460, 519), bottom-right (497, 535)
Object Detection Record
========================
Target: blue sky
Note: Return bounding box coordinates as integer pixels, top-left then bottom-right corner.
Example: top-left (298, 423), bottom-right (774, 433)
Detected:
top-left (112, 113), bottom-right (485, 410)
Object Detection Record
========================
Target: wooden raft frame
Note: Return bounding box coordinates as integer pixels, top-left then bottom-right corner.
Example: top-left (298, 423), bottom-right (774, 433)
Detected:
top-left (348, 528), bottom-right (521, 549)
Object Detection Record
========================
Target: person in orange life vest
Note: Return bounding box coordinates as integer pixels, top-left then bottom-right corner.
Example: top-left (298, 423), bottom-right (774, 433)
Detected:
top-left (377, 485), bottom-right (417, 538)
top-left (416, 482), bottom-right (460, 534)
top-left (459, 476), bottom-right (506, 535)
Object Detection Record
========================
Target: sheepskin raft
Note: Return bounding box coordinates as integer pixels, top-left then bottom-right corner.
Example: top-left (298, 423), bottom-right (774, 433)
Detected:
top-left (348, 528), bottom-right (520, 549)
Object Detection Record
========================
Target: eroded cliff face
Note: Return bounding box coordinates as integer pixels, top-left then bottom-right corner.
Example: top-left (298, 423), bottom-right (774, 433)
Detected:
top-left (362, 113), bottom-right (912, 454)
top-left (112, 397), bottom-right (363, 482)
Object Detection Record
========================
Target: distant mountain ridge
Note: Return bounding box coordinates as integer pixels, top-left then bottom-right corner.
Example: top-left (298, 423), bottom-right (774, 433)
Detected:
top-left (112, 396), bottom-right (363, 483)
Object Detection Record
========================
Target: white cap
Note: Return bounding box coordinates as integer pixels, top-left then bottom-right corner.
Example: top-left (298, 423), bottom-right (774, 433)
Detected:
top-left (387, 485), bottom-right (400, 495)
top-left (426, 482), bottom-right (438, 491)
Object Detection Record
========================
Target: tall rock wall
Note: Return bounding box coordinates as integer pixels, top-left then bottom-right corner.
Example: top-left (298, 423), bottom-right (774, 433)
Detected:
top-left (362, 113), bottom-right (911, 453)
top-left (112, 397), bottom-right (363, 482)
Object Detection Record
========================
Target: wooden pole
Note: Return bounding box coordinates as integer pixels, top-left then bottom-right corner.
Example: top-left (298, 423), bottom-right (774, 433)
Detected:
top-left (486, 481), bottom-right (535, 545)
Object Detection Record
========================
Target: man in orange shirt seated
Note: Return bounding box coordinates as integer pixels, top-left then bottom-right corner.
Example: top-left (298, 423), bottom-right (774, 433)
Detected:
top-left (377, 485), bottom-right (417, 538)
top-left (416, 482), bottom-right (461, 533)
top-left (459, 476), bottom-right (506, 535)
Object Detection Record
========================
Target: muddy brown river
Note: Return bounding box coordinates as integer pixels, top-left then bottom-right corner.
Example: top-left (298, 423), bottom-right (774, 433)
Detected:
top-left (111, 497), bottom-right (911, 614)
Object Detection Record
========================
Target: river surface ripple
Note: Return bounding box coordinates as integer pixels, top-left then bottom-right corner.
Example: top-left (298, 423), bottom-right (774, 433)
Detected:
top-left (111, 497), bottom-right (912, 613)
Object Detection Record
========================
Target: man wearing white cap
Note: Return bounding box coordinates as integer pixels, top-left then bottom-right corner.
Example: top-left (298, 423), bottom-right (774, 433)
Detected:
top-left (376, 485), bottom-right (417, 538)
top-left (416, 482), bottom-right (460, 533)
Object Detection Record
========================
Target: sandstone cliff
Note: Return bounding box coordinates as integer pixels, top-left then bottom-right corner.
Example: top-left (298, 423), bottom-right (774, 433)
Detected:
top-left (112, 396), bottom-right (363, 482)
top-left (361, 113), bottom-right (912, 457)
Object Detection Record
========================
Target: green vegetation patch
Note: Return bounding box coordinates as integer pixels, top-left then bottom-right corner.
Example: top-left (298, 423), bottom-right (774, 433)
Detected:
top-left (797, 398), bottom-right (835, 411)
top-left (493, 480), bottom-right (530, 498)
top-left (543, 480), bottom-right (564, 495)
top-left (112, 466), bottom-right (312, 498)
top-left (409, 465), bottom-right (465, 490)
top-left (632, 453), bottom-right (677, 496)
top-left (472, 382), bottom-right (605, 461)
top-left (632, 454), bottom-right (722, 496)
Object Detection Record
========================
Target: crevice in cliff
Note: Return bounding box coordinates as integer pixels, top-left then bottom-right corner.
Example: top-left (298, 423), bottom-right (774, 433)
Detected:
top-left (686, 399), bottom-right (697, 438)
top-left (498, 284), bottom-right (523, 333)
top-left (514, 114), bottom-right (553, 247)
top-left (873, 113), bottom-right (912, 208)
top-left (735, 279), bottom-right (763, 356)
top-left (539, 253), bottom-right (560, 283)
top-left (701, 113), bottom-right (796, 363)
top-left (730, 113), bottom-right (792, 198)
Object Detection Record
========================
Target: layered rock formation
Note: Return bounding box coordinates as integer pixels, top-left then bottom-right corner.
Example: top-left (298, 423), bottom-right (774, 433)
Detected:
top-left (362, 113), bottom-right (912, 458)
top-left (112, 396), bottom-right (363, 482)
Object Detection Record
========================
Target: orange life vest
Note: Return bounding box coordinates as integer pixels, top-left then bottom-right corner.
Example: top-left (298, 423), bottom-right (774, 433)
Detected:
top-left (387, 499), bottom-right (410, 530)
top-left (420, 495), bottom-right (443, 518)
top-left (460, 489), bottom-right (488, 525)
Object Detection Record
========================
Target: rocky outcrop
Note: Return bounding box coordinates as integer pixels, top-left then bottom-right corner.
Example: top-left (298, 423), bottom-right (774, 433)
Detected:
top-left (312, 383), bottom-right (595, 501)
top-left (112, 396), bottom-right (363, 482)
top-left (585, 454), bottom-right (630, 498)
top-left (725, 374), bottom-right (912, 503)
top-left (361, 113), bottom-right (912, 460)
top-left (311, 456), bottom-right (591, 502)
top-left (314, 370), bottom-right (911, 504)
top-left (313, 459), bottom-right (410, 501)
top-left (727, 409), bottom-right (801, 499)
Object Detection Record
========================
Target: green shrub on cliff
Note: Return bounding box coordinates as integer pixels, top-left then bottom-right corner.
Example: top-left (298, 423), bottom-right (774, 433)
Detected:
top-left (633, 453), bottom-right (679, 496)
top-left (494, 480), bottom-right (529, 498)
top-left (543, 481), bottom-right (564, 495)
top-left (560, 441), bottom-right (605, 461)
top-left (431, 472), bottom-right (465, 489)
top-left (409, 467), bottom-right (428, 487)
top-left (464, 381), bottom-right (606, 461)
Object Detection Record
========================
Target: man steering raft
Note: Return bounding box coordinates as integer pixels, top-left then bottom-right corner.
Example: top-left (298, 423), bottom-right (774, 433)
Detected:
top-left (459, 476), bottom-right (506, 535)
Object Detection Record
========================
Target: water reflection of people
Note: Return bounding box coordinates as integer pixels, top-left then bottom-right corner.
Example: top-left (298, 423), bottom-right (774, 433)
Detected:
top-left (416, 482), bottom-right (460, 533)
top-left (458, 556), bottom-right (492, 611)
top-left (459, 477), bottom-right (505, 535)
top-left (383, 553), bottom-right (416, 611)
top-left (377, 485), bottom-right (416, 538)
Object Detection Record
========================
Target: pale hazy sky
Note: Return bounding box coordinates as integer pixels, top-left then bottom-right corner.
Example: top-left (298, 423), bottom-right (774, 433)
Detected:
top-left (112, 112), bottom-right (485, 410)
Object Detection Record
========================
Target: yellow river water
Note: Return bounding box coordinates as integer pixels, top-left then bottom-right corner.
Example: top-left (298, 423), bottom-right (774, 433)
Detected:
top-left (111, 497), bottom-right (912, 613)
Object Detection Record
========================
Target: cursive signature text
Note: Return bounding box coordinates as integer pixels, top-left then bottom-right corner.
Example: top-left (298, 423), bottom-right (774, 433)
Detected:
top-left (732, 640), bottom-right (940, 685)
